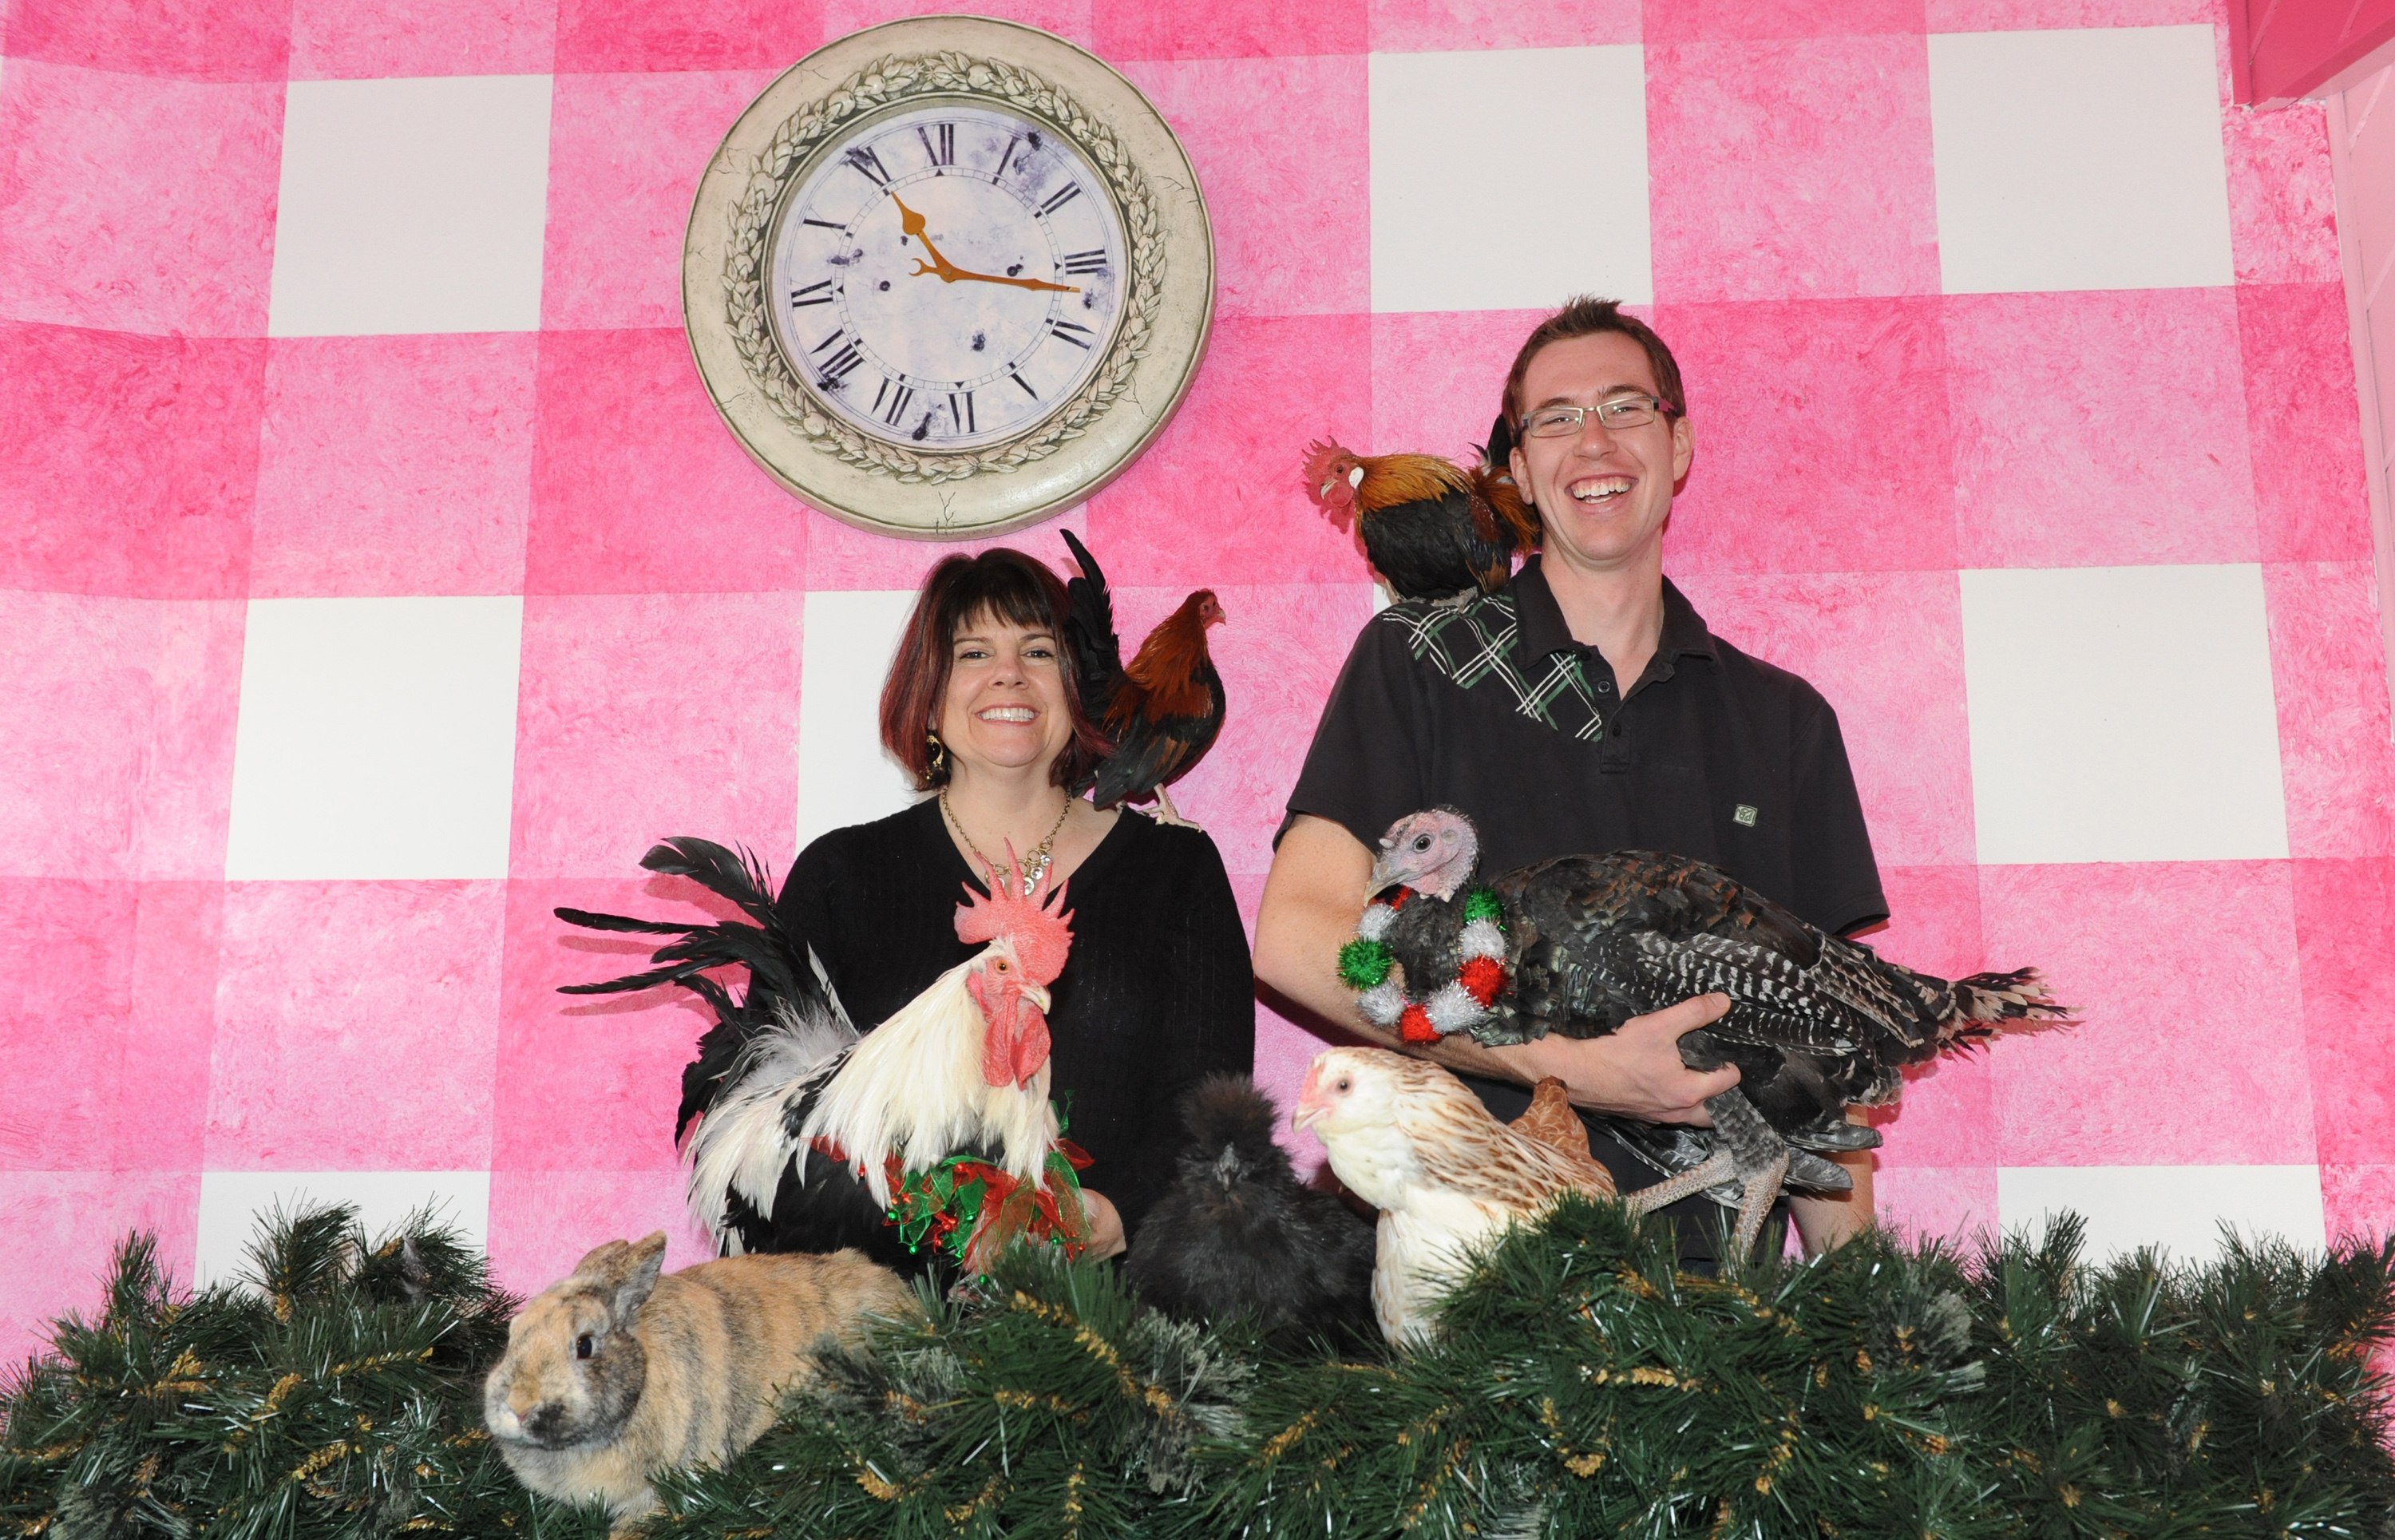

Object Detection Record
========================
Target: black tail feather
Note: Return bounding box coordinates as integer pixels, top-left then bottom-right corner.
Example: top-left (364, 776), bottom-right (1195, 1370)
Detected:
top-left (1059, 529), bottom-right (1122, 722)
top-left (638, 837), bottom-right (778, 927)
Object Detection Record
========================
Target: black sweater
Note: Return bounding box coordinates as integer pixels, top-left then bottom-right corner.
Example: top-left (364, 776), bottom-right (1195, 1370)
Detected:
top-left (777, 798), bottom-right (1256, 1232)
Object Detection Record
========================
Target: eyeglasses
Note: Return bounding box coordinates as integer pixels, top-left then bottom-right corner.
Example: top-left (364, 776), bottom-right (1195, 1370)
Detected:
top-left (1518, 394), bottom-right (1676, 438)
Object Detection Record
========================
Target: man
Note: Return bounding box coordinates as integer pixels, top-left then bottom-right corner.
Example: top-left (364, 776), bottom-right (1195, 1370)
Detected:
top-left (1256, 297), bottom-right (1886, 1260)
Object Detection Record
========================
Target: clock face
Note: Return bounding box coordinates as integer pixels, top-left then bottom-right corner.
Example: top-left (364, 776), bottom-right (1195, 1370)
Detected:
top-left (766, 102), bottom-right (1129, 452)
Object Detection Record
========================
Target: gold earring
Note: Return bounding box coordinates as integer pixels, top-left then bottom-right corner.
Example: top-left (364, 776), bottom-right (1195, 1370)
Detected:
top-left (927, 731), bottom-right (946, 777)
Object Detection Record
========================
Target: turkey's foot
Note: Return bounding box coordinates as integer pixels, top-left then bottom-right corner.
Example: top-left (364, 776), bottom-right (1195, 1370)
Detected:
top-left (1706, 1090), bottom-right (1795, 1261)
top-left (1622, 1148), bottom-right (1740, 1215)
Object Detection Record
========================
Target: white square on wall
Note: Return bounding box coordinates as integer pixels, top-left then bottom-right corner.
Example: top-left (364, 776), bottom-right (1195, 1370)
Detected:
top-left (794, 591), bottom-right (921, 856)
top-left (1997, 1165), bottom-right (2326, 1264)
top-left (1370, 47), bottom-right (1652, 313)
top-left (270, 75), bottom-right (554, 336)
top-left (1960, 564), bottom-right (2288, 865)
top-left (1928, 26), bottom-right (2232, 295)
top-left (226, 596), bottom-right (524, 880)
top-left (194, 1170), bottom-right (491, 1289)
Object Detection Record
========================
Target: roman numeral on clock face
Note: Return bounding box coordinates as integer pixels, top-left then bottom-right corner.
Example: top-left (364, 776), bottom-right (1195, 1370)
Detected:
top-left (844, 145), bottom-right (892, 187)
top-left (916, 123), bottom-right (955, 167)
top-left (873, 377), bottom-right (915, 426)
top-left (790, 279), bottom-right (835, 309)
top-left (1045, 317), bottom-right (1095, 349)
top-left (1035, 183), bottom-right (1081, 217)
top-left (1011, 371), bottom-right (1039, 399)
top-left (948, 390), bottom-right (976, 434)
top-left (812, 329), bottom-right (865, 386)
top-left (1059, 249), bottom-right (1107, 276)
top-left (994, 136), bottom-right (1019, 180)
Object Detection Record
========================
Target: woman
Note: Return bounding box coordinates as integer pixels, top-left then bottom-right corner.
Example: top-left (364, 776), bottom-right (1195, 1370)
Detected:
top-left (776, 548), bottom-right (1254, 1257)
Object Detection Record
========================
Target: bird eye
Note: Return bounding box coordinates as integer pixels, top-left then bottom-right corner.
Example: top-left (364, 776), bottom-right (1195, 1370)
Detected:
top-left (575, 1334), bottom-right (594, 1360)
top-left (1412, 835), bottom-right (1431, 852)
top-left (993, 959), bottom-right (1009, 972)
top-left (1334, 1077), bottom-right (1352, 1093)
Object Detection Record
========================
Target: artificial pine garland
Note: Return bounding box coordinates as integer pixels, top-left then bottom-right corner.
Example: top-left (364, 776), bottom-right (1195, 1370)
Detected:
top-left (8, 1199), bottom-right (2395, 1538)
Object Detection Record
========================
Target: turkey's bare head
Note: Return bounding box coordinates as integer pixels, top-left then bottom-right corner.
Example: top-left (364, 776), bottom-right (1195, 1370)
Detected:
top-left (1369, 807), bottom-right (1479, 901)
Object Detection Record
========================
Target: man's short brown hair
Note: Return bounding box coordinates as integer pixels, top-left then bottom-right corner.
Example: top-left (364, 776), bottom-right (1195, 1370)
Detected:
top-left (1499, 295), bottom-right (1687, 428)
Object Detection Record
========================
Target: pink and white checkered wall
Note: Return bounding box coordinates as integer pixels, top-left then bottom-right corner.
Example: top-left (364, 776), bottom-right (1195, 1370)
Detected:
top-left (3, 0), bottom-right (2391, 1363)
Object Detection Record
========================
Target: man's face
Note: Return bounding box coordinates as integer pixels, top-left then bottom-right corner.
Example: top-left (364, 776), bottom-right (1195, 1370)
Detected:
top-left (1506, 331), bottom-right (1695, 576)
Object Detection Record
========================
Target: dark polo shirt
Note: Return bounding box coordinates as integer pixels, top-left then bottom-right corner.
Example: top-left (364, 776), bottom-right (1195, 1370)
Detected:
top-left (1281, 557), bottom-right (1887, 1261)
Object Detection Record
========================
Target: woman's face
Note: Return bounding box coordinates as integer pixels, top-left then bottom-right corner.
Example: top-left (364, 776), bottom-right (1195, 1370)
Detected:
top-left (936, 610), bottom-right (1073, 782)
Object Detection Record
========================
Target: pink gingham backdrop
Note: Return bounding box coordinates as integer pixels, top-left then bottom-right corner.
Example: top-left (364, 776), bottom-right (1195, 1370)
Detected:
top-left (3, 0), bottom-right (2391, 1361)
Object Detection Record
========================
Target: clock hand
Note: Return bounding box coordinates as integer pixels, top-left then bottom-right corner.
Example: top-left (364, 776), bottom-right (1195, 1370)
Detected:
top-left (888, 192), bottom-right (1082, 293)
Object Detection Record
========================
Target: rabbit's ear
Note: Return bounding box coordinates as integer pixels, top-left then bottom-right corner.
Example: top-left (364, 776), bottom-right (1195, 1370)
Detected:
top-left (607, 1233), bottom-right (669, 1324)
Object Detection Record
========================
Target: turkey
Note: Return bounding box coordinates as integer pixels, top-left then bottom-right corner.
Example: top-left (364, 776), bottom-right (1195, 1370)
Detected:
top-left (1342, 808), bottom-right (2070, 1257)
top-left (556, 839), bottom-right (1087, 1278)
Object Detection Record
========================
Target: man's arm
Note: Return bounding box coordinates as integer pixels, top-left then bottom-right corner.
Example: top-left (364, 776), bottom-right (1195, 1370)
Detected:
top-left (1256, 814), bottom-right (1741, 1122)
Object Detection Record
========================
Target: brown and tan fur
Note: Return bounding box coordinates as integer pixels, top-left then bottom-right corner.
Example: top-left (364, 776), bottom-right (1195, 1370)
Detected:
top-left (484, 1233), bottom-right (915, 1534)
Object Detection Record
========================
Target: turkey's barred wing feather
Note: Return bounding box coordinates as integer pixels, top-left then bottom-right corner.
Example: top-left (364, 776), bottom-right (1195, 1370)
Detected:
top-left (1619, 930), bottom-right (1865, 1054)
top-left (1059, 529), bottom-right (1122, 719)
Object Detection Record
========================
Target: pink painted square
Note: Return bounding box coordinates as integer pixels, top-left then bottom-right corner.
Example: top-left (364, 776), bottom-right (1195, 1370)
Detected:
top-left (553, 0), bottom-right (821, 72)
top-left (495, 877), bottom-right (746, 1172)
top-left (1646, 37), bottom-right (1939, 302)
top-left (485, 1167), bottom-right (717, 1298)
top-left (2240, 283), bottom-right (2373, 563)
top-left (0, 879), bottom-right (139, 1171)
top-left (525, 328), bottom-right (808, 594)
top-left (0, 592), bottom-right (243, 881)
top-left (1645, 0), bottom-right (1923, 40)
top-left (803, 505), bottom-right (1091, 592)
top-left (1369, 309), bottom-right (1548, 465)
top-left (2223, 98), bottom-right (2342, 286)
top-left (2264, 564), bottom-right (2395, 861)
top-left (0, 324), bottom-right (264, 599)
top-left (0, 881), bottom-right (224, 1174)
top-left (1087, 314), bottom-right (1373, 588)
top-left (1657, 297), bottom-right (1957, 575)
top-left (1094, 0), bottom-right (1363, 60)
top-left (0, 61), bottom-right (282, 338)
top-left (1922, 0), bottom-right (2219, 26)
top-left (290, 0), bottom-right (559, 78)
top-left (2320, 1163), bottom-right (2395, 1246)
top-left (205, 881), bottom-right (508, 1170)
top-left (1225, 870), bottom-right (1344, 1172)
top-left (542, 69), bottom-right (774, 333)
top-left (1945, 289), bottom-right (2258, 569)
top-left (0, 0), bottom-right (289, 81)
top-left (116, 881), bottom-right (226, 1171)
top-left (1120, 57), bottom-right (1367, 319)
top-left (819, 0), bottom-right (1094, 46)
top-left (1857, 865), bottom-right (1993, 1169)
top-left (1672, 571), bottom-right (1974, 867)
top-left (0, 1172), bottom-right (201, 1368)
top-left (1873, 1165), bottom-right (1995, 1246)
top-left (1368, 0), bottom-right (1637, 49)
top-left (1982, 861), bottom-right (2313, 1168)
top-left (511, 592), bottom-right (803, 880)
top-left (251, 334), bottom-right (537, 597)
top-left (2293, 858), bottom-right (2395, 1166)
top-left (1100, 582), bottom-right (1375, 877)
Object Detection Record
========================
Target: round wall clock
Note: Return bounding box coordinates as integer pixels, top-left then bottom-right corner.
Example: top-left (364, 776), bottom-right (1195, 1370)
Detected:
top-left (683, 15), bottom-right (1215, 539)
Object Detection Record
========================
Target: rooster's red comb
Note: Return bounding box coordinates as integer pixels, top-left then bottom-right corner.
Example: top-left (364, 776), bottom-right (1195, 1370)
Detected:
top-left (954, 844), bottom-right (1074, 987)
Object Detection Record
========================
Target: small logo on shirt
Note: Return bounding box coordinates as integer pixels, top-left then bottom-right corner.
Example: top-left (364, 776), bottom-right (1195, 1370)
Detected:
top-left (1732, 804), bottom-right (1759, 828)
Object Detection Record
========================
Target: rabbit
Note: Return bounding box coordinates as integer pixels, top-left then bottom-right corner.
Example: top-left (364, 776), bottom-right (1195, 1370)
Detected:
top-left (483, 1232), bottom-right (916, 1534)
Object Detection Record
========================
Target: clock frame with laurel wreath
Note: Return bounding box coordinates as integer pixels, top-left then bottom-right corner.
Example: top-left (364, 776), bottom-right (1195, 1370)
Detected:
top-left (683, 15), bottom-right (1215, 539)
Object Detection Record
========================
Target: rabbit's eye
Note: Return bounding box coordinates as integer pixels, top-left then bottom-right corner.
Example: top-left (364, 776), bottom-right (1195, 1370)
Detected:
top-left (575, 1334), bottom-right (595, 1360)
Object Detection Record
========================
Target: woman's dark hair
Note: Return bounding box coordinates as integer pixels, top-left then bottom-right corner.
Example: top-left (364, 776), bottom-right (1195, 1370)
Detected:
top-left (880, 547), bottom-right (1111, 791)
top-left (1499, 295), bottom-right (1688, 428)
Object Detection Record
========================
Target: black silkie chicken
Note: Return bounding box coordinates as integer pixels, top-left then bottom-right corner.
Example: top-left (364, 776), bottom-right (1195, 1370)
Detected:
top-left (1125, 1075), bottom-right (1376, 1347)
top-left (1360, 809), bottom-right (2071, 1256)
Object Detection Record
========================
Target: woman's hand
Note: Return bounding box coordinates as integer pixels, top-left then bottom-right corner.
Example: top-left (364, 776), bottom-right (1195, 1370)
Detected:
top-left (1080, 1188), bottom-right (1127, 1259)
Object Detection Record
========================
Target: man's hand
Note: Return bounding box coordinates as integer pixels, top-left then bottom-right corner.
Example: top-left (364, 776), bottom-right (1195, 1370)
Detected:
top-left (1502, 994), bottom-right (1740, 1124)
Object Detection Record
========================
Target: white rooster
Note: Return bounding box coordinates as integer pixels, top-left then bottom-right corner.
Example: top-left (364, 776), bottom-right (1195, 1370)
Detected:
top-left (556, 838), bottom-right (1084, 1277)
